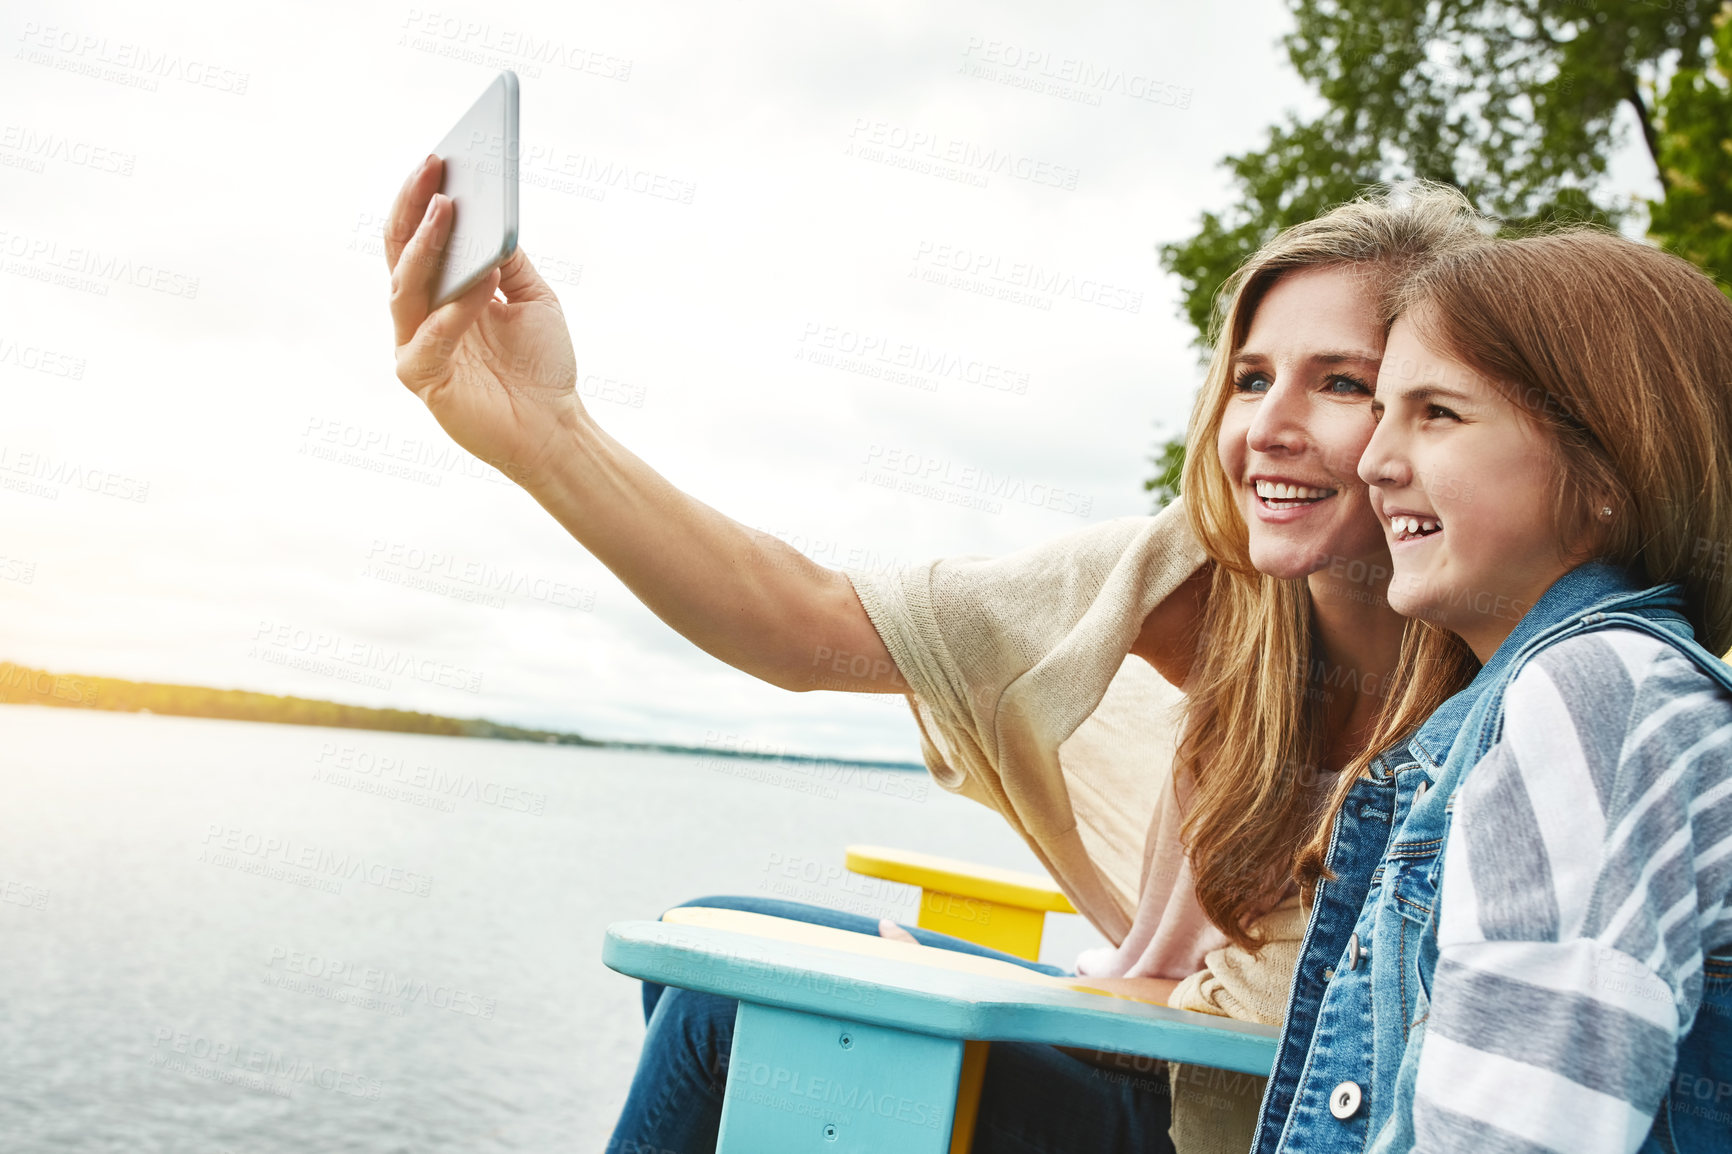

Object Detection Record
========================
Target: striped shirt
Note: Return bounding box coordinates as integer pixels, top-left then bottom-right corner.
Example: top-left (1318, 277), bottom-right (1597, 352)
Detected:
top-left (1412, 627), bottom-right (1732, 1153)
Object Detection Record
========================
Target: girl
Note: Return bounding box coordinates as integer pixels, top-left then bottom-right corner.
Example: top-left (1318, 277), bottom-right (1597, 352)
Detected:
top-left (1253, 230), bottom-right (1732, 1154)
top-left (379, 172), bottom-right (1488, 1151)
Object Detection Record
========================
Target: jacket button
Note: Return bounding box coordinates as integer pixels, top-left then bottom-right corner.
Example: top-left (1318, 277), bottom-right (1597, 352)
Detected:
top-left (1345, 932), bottom-right (1366, 971)
top-left (1329, 1080), bottom-right (1362, 1119)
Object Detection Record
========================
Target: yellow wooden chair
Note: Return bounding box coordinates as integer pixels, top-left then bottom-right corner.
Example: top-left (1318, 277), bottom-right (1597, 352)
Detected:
top-left (842, 844), bottom-right (1077, 962)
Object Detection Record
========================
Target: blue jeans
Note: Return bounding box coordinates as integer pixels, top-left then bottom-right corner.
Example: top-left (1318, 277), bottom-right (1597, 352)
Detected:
top-left (606, 895), bottom-right (1176, 1154)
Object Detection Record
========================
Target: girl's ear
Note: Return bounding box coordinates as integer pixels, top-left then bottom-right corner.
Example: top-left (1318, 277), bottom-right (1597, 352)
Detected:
top-left (1570, 492), bottom-right (1621, 563)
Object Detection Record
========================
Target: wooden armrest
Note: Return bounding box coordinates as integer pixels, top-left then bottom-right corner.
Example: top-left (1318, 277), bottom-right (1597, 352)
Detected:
top-left (660, 907), bottom-right (1144, 1000)
top-left (607, 915), bottom-right (1276, 1075)
top-left (845, 845), bottom-right (1076, 914)
top-left (845, 844), bottom-right (1076, 960)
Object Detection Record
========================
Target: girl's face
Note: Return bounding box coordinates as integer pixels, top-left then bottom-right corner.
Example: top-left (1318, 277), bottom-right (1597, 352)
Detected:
top-left (1217, 265), bottom-right (1391, 584)
top-left (1358, 309), bottom-right (1578, 660)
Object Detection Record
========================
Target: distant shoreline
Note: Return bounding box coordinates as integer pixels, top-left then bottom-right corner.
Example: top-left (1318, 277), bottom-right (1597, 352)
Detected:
top-left (0, 661), bottom-right (925, 773)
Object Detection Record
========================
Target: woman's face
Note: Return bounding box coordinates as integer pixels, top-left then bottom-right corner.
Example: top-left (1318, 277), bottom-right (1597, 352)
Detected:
top-left (1358, 308), bottom-right (1573, 660)
top-left (1216, 265), bottom-right (1391, 584)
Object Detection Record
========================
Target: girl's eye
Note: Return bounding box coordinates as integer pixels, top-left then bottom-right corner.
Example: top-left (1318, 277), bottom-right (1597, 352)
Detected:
top-left (1426, 403), bottom-right (1461, 421)
top-left (1233, 371), bottom-right (1271, 395)
top-left (1326, 374), bottom-right (1372, 396)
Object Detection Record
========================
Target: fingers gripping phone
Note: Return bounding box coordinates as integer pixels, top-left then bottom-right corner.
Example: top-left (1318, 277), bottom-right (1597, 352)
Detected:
top-left (429, 70), bottom-right (519, 309)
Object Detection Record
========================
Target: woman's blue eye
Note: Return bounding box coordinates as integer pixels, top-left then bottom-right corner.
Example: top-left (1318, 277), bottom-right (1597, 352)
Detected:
top-left (1232, 372), bottom-right (1370, 396)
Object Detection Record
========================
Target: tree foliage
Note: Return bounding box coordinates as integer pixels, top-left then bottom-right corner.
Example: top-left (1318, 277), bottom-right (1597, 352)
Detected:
top-left (0, 661), bottom-right (601, 745)
top-left (1150, 0), bottom-right (1732, 504)
top-left (1144, 434), bottom-right (1188, 511)
top-left (1649, 4), bottom-right (1732, 292)
top-left (0, 662), bottom-right (927, 769)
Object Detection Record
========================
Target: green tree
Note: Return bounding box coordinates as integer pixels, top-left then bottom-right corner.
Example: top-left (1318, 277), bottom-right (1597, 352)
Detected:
top-left (1150, 0), bottom-right (1731, 505)
top-left (1649, 4), bottom-right (1732, 293)
top-left (1144, 434), bottom-right (1188, 511)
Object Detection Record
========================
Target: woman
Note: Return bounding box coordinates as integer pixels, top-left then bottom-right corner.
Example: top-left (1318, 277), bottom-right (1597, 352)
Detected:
top-left (1253, 231), bottom-right (1732, 1154)
top-left (380, 167), bottom-right (1486, 1150)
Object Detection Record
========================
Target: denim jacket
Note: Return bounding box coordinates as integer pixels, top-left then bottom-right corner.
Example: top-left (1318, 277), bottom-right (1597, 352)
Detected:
top-left (1250, 561), bottom-right (1732, 1154)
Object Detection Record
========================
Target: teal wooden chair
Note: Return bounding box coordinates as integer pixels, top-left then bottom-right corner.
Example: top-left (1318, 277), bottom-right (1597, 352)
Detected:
top-left (604, 905), bottom-right (1277, 1153)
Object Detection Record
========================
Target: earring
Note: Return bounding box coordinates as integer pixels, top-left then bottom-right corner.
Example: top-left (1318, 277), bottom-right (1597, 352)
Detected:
top-left (1600, 506), bottom-right (1613, 519)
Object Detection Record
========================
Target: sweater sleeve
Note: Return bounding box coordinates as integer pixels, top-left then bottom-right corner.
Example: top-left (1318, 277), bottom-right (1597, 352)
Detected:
top-left (843, 512), bottom-right (1169, 798)
top-left (1164, 890), bottom-right (1307, 1154)
top-left (1405, 629), bottom-right (1732, 1154)
top-left (841, 500), bottom-right (1211, 947)
top-left (1166, 887), bottom-right (1310, 1025)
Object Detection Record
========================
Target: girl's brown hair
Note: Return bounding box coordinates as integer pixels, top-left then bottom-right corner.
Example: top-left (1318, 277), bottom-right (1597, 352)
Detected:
top-left (1405, 229), bottom-right (1732, 649)
top-left (1296, 229), bottom-right (1732, 889)
top-left (1179, 184), bottom-right (1486, 946)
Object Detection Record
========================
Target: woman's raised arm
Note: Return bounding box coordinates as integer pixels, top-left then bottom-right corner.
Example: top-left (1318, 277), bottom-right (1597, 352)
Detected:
top-left (383, 155), bottom-right (897, 695)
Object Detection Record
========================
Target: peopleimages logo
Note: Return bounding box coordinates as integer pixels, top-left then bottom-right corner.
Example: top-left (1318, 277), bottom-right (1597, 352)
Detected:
top-left (361, 540), bottom-right (596, 612)
top-left (298, 416), bottom-right (518, 489)
top-left (908, 240), bottom-right (1142, 314)
top-left (0, 334), bottom-right (87, 379)
top-left (0, 124), bottom-right (136, 175)
top-left (397, 9), bottom-right (633, 82)
top-left (859, 444), bottom-right (1093, 518)
top-left (199, 824), bottom-right (434, 898)
top-left (957, 37), bottom-right (1193, 109)
top-left (15, 21), bottom-right (251, 95)
top-left (0, 445), bottom-right (149, 502)
top-left (0, 229), bottom-right (199, 299)
top-left (796, 322), bottom-right (1030, 396)
top-left (844, 118), bottom-right (1081, 191)
top-left (249, 619), bottom-right (484, 694)
top-left (149, 1028), bottom-right (381, 1101)
top-left (312, 742), bottom-right (548, 816)
top-left (265, 945), bottom-right (498, 1019)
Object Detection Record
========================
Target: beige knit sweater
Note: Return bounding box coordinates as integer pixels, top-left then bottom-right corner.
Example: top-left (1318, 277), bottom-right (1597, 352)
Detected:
top-left (1166, 890), bottom-right (1308, 1154)
top-left (845, 498), bottom-right (1303, 1152)
top-left (843, 500), bottom-right (1219, 971)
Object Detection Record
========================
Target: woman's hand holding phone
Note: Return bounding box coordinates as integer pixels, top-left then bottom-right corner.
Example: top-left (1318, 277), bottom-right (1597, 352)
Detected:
top-left (385, 154), bottom-right (583, 490)
top-left (381, 153), bottom-right (897, 698)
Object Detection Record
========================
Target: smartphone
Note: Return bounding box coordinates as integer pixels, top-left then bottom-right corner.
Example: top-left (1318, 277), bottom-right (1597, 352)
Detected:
top-left (429, 70), bottom-right (519, 309)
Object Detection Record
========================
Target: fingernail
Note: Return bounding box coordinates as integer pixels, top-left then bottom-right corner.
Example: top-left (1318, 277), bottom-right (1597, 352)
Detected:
top-left (423, 152), bottom-right (437, 171)
top-left (421, 195), bottom-right (439, 228)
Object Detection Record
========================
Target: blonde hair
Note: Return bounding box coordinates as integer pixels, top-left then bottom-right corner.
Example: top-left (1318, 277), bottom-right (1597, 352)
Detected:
top-left (1178, 183), bottom-right (1487, 945)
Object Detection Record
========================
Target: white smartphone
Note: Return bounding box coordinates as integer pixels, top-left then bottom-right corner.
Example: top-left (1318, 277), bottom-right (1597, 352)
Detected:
top-left (429, 70), bottom-right (519, 309)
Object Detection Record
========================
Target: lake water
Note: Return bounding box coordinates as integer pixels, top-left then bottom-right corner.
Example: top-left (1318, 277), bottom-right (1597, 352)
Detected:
top-left (0, 706), bottom-right (1107, 1153)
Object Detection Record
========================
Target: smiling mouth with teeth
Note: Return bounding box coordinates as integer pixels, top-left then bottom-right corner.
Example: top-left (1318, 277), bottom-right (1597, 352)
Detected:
top-left (1391, 515), bottom-right (1443, 541)
top-left (1253, 479), bottom-right (1338, 510)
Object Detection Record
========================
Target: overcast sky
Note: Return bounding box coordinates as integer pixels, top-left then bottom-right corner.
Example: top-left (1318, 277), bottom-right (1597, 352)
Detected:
top-left (0, 0), bottom-right (1662, 762)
